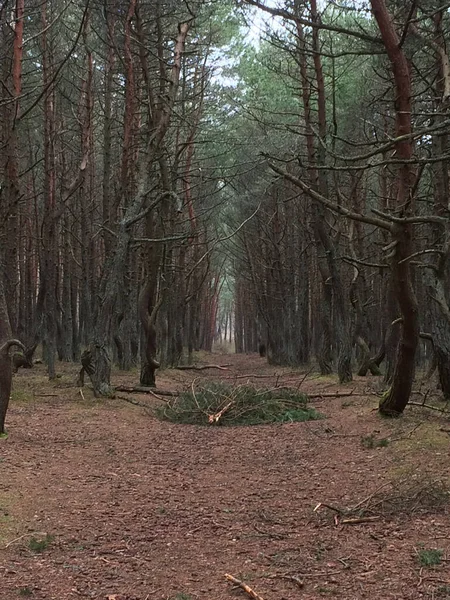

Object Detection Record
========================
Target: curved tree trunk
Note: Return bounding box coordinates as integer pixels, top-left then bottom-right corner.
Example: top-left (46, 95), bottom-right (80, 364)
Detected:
top-left (356, 336), bottom-right (382, 377)
top-left (371, 0), bottom-right (420, 416)
top-left (379, 226), bottom-right (419, 415)
top-left (424, 270), bottom-right (450, 398)
top-left (0, 278), bottom-right (25, 434)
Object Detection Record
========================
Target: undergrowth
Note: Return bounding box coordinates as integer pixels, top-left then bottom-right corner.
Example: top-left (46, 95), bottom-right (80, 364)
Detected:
top-left (156, 382), bottom-right (321, 426)
top-left (417, 547), bottom-right (443, 567)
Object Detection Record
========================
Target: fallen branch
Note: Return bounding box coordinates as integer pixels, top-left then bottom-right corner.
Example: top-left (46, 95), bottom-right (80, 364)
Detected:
top-left (408, 401), bottom-right (450, 412)
top-left (115, 385), bottom-right (178, 396)
top-left (267, 573), bottom-right (304, 587)
top-left (116, 394), bottom-right (150, 409)
top-left (226, 373), bottom-right (281, 379)
top-left (264, 570), bottom-right (342, 580)
top-left (225, 574), bottom-right (265, 600)
top-left (350, 481), bottom-right (391, 512)
top-left (208, 401), bottom-right (233, 424)
top-left (175, 364), bottom-right (231, 371)
top-left (341, 516), bottom-right (380, 525)
top-left (308, 391), bottom-right (361, 399)
top-left (388, 423), bottom-right (422, 442)
top-left (313, 502), bottom-right (346, 514)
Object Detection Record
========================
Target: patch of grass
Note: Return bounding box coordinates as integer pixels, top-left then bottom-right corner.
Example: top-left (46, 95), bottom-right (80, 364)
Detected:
top-left (28, 534), bottom-right (54, 553)
top-left (417, 547), bottom-right (443, 567)
top-left (361, 433), bottom-right (389, 449)
top-left (156, 382), bottom-right (322, 426)
top-left (395, 423), bottom-right (449, 452)
top-left (170, 594), bottom-right (193, 600)
top-left (18, 588), bottom-right (33, 597)
top-left (10, 386), bottom-right (34, 403)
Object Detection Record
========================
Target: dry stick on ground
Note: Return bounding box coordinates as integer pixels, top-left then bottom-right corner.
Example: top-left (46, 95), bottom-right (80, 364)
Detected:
top-left (314, 481), bottom-right (392, 524)
top-left (388, 423), bottom-right (422, 442)
top-left (226, 371), bottom-right (301, 380)
top-left (226, 373), bottom-right (282, 379)
top-left (350, 481), bottom-right (392, 512)
top-left (114, 385), bottom-right (178, 396)
top-left (408, 401), bottom-right (450, 412)
top-left (116, 395), bottom-right (152, 411)
top-left (175, 364), bottom-right (231, 371)
top-left (308, 391), bottom-right (361, 399)
top-left (265, 573), bottom-right (304, 587)
top-left (341, 516), bottom-right (381, 524)
top-left (225, 574), bottom-right (265, 600)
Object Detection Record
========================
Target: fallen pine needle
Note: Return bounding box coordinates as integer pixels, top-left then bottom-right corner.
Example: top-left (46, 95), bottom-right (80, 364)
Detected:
top-left (225, 573), bottom-right (265, 600)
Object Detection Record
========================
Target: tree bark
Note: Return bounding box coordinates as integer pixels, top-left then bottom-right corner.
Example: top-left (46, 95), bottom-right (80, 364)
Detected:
top-left (372, 0), bottom-right (420, 416)
top-left (0, 277), bottom-right (24, 434)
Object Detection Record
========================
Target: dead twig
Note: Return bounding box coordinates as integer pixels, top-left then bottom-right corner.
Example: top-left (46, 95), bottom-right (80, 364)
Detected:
top-left (408, 401), bottom-right (450, 412)
top-left (116, 395), bottom-right (151, 411)
top-left (388, 423), bottom-right (422, 442)
top-left (308, 391), bottom-right (361, 399)
top-left (225, 574), bottom-right (265, 600)
top-left (313, 502), bottom-right (346, 514)
top-left (268, 573), bottom-right (304, 587)
top-left (175, 364), bottom-right (231, 371)
top-left (350, 481), bottom-right (391, 512)
top-left (341, 516), bottom-right (381, 525)
top-left (115, 385), bottom-right (178, 396)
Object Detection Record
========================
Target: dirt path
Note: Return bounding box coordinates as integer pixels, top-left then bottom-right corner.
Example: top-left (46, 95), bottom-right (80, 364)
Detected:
top-left (1, 355), bottom-right (449, 600)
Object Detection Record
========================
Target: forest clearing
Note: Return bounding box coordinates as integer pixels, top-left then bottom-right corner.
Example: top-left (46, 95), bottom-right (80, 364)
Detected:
top-left (1, 353), bottom-right (450, 600)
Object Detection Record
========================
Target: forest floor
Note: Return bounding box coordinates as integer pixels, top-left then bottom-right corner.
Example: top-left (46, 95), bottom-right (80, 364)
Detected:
top-left (1, 353), bottom-right (450, 600)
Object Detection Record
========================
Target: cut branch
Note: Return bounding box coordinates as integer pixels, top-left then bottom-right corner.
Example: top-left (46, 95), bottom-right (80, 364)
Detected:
top-left (225, 574), bottom-right (265, 600)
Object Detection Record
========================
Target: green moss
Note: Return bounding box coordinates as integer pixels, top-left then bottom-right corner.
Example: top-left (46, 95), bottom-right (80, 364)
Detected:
top-left (28, 534), bottom-right (54, 553)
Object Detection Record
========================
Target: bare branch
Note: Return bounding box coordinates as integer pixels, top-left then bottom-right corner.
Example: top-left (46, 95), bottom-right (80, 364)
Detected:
top-left (268, 162), bottom-right (393, 231)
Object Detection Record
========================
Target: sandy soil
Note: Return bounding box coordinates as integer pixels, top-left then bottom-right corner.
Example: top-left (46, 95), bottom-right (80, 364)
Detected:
top-left (1, 354), bottom-right (449, 600)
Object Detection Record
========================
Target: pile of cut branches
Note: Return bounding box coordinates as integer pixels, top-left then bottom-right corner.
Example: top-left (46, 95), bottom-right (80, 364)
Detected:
top-left (156, 382), bottom-right (321, 426)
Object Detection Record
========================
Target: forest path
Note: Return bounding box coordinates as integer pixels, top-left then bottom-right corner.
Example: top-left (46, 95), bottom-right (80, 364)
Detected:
top-left (1, 354), bottom-right (449, 600)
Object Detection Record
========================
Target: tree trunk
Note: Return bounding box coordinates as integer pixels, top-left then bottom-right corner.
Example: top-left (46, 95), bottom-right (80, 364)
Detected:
top-left (0, 278), bottom-right (24, 434)
top-left (139, 280), bottom-right (160, 387)
top-left (371, 0), bottom-right (420, 416)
